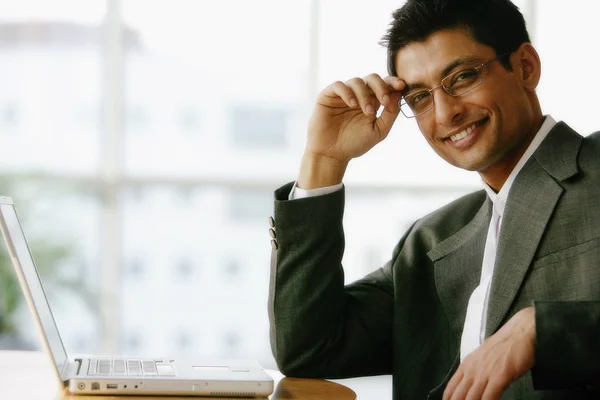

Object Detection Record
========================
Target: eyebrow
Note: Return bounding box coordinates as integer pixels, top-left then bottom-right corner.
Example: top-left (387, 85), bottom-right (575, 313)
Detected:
top-left (402, 55), bottom-right (483, 95)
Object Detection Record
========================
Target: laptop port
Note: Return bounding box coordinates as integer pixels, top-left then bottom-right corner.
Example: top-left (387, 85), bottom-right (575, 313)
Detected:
top-left (107, 384), bottom-right (118, 389)
top-left (91, 382), bottom-right (100, 390)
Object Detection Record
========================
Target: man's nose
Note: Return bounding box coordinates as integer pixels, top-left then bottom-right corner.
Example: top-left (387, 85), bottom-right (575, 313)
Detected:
top-left (433, 89), bottom-right (464, 126)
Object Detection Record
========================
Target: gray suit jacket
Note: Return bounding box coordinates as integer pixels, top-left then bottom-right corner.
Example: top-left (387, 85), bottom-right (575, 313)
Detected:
top-left (268, 122), bottom-right (600, 399)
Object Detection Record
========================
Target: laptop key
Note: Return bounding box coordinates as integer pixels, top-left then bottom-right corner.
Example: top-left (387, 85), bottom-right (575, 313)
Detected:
top-left (98, 359), bottom-right (112, 375)
top-left (113, 359), bottom-right (127, 375)
top-left (127, 360), bottom-right (142, 376)
top-left (157, 364), bottom-right (175, 376)
top-left (142, 360), bottom-right (158, 376)
top-left (88, 359), bottom-right (98, 376)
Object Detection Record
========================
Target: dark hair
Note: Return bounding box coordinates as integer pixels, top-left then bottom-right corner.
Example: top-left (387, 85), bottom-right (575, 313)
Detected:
top-left (381, 0), bottom-right (531, 75)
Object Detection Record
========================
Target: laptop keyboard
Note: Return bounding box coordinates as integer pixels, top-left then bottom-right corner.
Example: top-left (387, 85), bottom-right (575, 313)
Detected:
top-left (87, 359), bottom-right (175, 377)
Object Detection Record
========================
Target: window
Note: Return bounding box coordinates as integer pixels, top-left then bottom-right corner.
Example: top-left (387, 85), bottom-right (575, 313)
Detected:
top-left (227, 188), bottom-right (272, 222)
top-left (176, 258), bottom-right (194, 279)
top-left (2, 103), bottom-right (18, 128)
top-left (223, 259), bottom-right (241, 280)
top-left (127, 258), bottom-right (145, 279)
top-left (6, 0), bottom-right (581, 374)
top-left (125, 333), bottom-right (142, 353)
top-left (125, 106), bottom-right (149, 132)
top-left (223, 330), bottom-right (241, 354)
top-left (230, 106), bottom-right (288, 148)
top-left (75, 103), bottom-right (101, 132)
top-left (179, 108), bottom-right (201, 134)
top-left (175, 330), bottom-right (193, 351)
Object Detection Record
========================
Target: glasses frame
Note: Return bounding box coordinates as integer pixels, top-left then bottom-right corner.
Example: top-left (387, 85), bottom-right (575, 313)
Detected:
top-left (399, 52), bottom-right (511, 118)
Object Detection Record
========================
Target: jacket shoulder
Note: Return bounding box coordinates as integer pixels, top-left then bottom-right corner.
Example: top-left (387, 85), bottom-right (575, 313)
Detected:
top-left (410, 189), bottom-right (488, 250)
top-left (575, 130), bottom-right (600, 173)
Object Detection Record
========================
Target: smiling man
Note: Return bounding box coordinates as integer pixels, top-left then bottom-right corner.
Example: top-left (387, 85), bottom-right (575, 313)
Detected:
top-left (268, 1), bottom-right (600, 399)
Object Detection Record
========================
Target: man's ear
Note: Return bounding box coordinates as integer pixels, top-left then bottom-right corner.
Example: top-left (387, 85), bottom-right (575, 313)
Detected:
top-left (513, 43), bottom-right (541, 92)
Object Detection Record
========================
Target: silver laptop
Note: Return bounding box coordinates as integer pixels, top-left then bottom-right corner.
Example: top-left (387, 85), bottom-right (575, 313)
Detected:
top-left (0, 196), bottom-right (274, 397)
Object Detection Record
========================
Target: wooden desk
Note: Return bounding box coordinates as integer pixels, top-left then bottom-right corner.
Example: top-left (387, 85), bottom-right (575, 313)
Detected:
top-left (0, 351), bottom-right (375, 399)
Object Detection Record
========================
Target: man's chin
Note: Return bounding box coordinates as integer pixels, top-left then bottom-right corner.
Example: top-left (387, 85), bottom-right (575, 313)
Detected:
top-left (445, 154), bottom-right (491, 172)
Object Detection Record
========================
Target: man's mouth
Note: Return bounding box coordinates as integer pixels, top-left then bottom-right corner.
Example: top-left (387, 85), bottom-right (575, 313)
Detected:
top-left (449, 117), bottom-right (489, 142)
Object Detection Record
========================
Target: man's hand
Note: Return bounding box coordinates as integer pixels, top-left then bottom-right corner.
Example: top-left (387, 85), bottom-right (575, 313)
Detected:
top-left (298, 74), bottom-right (405, 189)
top-left (443, 307), bottom-right (536, 400)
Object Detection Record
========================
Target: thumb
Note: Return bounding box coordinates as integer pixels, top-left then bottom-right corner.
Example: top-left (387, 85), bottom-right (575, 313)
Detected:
top-left (375, 95), bottom-right (402, 138)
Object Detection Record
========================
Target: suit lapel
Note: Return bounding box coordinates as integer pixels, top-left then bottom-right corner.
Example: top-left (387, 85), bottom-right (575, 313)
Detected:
top-left (427, 122), bottom-right (583, 339)
top-left (484, 122), bottom-right (583, 337)
top-left (428, 197), bottom-right (491, 334)
top-left (483, 161), bottom-right (563, 336)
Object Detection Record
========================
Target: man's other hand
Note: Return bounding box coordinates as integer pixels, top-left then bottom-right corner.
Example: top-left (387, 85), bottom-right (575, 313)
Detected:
top-left (443, 307), bottom-right (536, 400)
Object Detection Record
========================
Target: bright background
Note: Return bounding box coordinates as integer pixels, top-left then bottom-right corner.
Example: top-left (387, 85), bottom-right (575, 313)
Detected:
top-left (0, 0), bottom-right (597, 371)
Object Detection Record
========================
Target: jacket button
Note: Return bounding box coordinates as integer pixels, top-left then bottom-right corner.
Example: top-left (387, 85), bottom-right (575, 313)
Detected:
top-left (268, 228), bottom-right (276, 239)
top-left (268, 216), bottom-right (275, 228)
top-left (270, 239), bottom-right (279, 250)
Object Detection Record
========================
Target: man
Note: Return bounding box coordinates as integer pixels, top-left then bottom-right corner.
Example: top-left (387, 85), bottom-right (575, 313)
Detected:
top-left (268, 0), bottom-right (600, 398)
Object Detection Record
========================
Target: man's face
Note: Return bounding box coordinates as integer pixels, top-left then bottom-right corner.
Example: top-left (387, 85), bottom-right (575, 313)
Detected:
top-left (394, 28), bottom-right (538, 179)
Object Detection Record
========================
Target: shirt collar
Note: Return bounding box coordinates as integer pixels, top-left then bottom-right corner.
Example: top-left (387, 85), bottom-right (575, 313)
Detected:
top-left (482, 115), bottom-right (557, 217)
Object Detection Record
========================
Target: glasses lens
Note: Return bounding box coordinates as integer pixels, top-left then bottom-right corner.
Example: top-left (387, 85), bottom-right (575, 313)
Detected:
top-left (403, 91), bottom-right (432, 117)
top-left (444, 68), bottom-right (481, 96)
top-left (399, 100), bottom-right (415, 118)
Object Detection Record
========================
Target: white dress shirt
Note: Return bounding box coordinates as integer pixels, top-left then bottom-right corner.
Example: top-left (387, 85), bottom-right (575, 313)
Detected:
top-left (289, 115), bottom-right (558, 361)
top-left (288, 181), bottom-right (343, 200)
top-left (460, 115), bottom-right (556, 359)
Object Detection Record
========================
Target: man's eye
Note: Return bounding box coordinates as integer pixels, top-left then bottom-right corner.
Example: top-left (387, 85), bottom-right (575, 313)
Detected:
top-left (453, 70), bottom-right (478, 84)
top-left (410, 92), bottom-right (430, 105)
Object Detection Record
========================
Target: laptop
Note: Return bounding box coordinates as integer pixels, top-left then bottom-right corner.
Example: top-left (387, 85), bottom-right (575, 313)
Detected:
top-left (0, 196), bottom-right (274, 397)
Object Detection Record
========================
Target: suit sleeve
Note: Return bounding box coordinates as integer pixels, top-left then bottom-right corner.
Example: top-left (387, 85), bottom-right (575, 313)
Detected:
top-left (268, 182), bottom-right (399, 379)
top-left (531, 301), bottom-right (600, 390)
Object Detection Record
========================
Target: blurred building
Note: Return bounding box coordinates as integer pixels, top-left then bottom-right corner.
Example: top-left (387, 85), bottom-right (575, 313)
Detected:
top-left (0, 20), bottom-right (295, 363)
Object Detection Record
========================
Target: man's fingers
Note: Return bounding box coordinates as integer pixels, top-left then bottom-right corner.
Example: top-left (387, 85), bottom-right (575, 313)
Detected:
top-left (324, 75), bottom-right (405, 117)
top-left (328, 81), bottom-right (360, 109)
top-left (374, 96), bottom-right (401, 137)
top-left (465, 378), bottom-right (488, 400)
top-left (383, 75), bottom-right (406, 86)
top-left (384, 75), bottom-right (407, 105)
top-left (441, 308), bottom-right (535, 400)
top-left (384, 75), bottom-right (406, 91)
top-left (449, 377), bottom-right (473, 400)
top-left (384, 76), bottom-right (406, 114)
top-left (443, 368), bottom-right (463, 400)
top-left (363, 73), bottom-right (394, 107)
top-left (481, 378), bottom-right (505, 400)
top-left (345, 77), bottom-right (379, 115)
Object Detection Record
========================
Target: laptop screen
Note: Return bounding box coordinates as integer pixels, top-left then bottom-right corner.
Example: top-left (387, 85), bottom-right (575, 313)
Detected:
top-left (0, 203), bottom-right (69, 377)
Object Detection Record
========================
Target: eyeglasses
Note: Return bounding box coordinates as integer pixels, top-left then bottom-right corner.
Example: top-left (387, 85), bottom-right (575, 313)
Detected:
top-left (399, 53), bottom-right (510, 118)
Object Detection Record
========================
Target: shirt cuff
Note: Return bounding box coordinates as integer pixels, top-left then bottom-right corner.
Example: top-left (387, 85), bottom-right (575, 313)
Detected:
top-left (288, 181), bottom-right (344, 200)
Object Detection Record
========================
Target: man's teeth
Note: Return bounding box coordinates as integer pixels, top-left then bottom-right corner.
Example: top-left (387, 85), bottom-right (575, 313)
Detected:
top-left (450, 120), bottom-right (484, 142)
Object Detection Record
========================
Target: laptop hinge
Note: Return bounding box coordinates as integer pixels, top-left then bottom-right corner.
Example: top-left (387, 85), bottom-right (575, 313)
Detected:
top-left (64, 359), bottom-right (82, 380)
